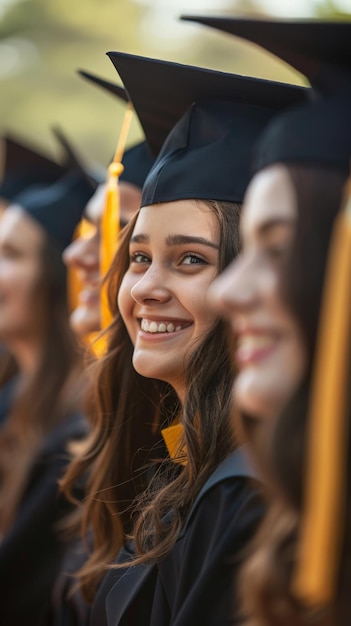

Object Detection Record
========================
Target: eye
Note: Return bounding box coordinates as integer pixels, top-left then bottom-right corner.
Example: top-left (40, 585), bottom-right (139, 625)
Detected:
top-left (180, 253), bottom-right (207, 266)
top-left (265, 243), bottom-right (289, 260)
top-left (130, 252), bottom-right (150, 264)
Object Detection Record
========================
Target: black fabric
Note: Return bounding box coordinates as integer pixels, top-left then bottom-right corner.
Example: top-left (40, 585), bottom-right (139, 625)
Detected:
top-left (77, 69), bottom-right (128, 103)
top-left (77, 69), bottom-right (154, 189)
top-left (52, 537), bottom-right (91, 626)
top-left (90, 448), bottom-right (264, 626)
top-left (13, 171), bottom-right (96, 252)
top-left (180, 17), bottom-right (351, 95)
top-left (119, 142), bottom-right (155, 190)
top-left (107, 51), bottom-right (308, 157)
top-left (0, 135), bottom-right (66, 202)
top-left (0, 412), bottom-right (88, 626)
top-left (141, 99), bottom-right (275, 206)
top-left (252, 95), bottom-right (351, 174)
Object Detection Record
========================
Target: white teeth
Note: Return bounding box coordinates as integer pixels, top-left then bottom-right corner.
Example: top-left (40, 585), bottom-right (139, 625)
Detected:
top-left (237, 335), bottom-right (274, 351)
top-left (140, 320), bottom-right (185, 334)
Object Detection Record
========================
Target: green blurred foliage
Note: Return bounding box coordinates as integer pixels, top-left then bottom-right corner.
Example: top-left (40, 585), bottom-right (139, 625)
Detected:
top-left (0, 0), bottom-right (349, 168)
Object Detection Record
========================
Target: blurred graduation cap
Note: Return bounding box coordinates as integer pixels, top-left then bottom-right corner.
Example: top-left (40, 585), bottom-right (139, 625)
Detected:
top-left (180, 16), bottom-right (351, 95)
top-left (0, 134), bottom-right (67, 202)
top-left (12, 167), bottom-right (96, 253)
top-left (77, 69), bottom-right (154, 189)
top-left (179, 17), bottom-right (351, 173)
top-left (52, 125), bottom-right (105, 190)
top-left (180, 15), bottom-right (351, 611)
top-left (107, 51), bottom-right (308, 206)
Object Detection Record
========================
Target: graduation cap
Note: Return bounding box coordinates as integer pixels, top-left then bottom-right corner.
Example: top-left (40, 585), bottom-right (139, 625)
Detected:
top-left (180, 16), bottom-right (351, 95)
top-left (12, 170), bottom-right (96, 253)
top-left (176, 18), bottom-right (351, 175)
top-left (107, 52), bottom-right (308, 206)
top-left (77, 69), bottom-right (154, 190)
top-left (52, 125), bottom-right (105, 190)
top-left (0, 134), bottom-right (66, 202)
top-left (180, 15), bottom-right (351, 610)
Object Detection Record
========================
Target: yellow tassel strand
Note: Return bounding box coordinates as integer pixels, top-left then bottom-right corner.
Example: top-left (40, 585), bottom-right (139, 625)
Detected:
top-left (292, 175), bottom-right (351, 606)
top-left (100, 103), bottom-right (134, 331)
top-left (161, 421), bottom-right (187, 465)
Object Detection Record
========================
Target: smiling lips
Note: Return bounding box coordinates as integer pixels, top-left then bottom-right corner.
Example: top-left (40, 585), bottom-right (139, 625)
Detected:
top-left (235, 332), bottom-right (278, 366)
top-left (140, 318), bottom-right (192, 334)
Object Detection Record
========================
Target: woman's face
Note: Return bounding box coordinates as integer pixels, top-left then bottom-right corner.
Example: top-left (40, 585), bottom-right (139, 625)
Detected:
top-left (118, 200), bottom-right (220, 399)
top-left (0, 205), bottom-right (44, 341)
top-left (63, 181), bottom-right (141, 337)
top-left (209, 164), bottom-right (307, 421)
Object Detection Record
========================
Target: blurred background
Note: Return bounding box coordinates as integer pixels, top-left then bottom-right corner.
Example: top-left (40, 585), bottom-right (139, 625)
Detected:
top-left (1, 0), bottom-right (350, 169)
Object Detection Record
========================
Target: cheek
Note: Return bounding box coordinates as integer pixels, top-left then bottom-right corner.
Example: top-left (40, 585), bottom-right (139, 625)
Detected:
top-left (190, 272), bottom-right (218, 327)
top-left (117, 273), bottom-right (137, 338)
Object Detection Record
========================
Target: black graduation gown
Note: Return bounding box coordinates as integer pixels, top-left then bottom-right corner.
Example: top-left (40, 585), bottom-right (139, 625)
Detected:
top-left (90, 447), bottom-right (264, 626)
top-left (51, 536), bottom-right (91, 626)
top-left (0, 411), bottom-right (88, 626)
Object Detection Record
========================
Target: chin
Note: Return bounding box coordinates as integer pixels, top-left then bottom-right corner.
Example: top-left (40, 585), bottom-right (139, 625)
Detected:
top-left (132, 354), bottom-right (173, 384)
top-left (70, 306), bottom-right (101, 337)
top-left (234, 374), bottom-right (277, 421)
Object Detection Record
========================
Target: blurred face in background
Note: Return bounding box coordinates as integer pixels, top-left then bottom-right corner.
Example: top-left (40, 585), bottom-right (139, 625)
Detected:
top-left (209, 164), bottom-right (307, 422)
top-left (0, 205), bottom-right (45, 342)
top-left (63, 180), bottom-right (141, 337)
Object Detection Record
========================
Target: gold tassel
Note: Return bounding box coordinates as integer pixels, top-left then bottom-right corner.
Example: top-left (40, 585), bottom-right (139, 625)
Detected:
top-left (292, 174), bottom-right (351, 606)
top-left (100, 103), bottom-right (134, 330)
top-left (161, 421), bottom-right (187, 465)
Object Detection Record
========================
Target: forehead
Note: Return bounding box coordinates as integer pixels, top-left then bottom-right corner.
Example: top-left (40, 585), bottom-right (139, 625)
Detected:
top-left (84, 182), bottom-right (106, 224)
top-left (132, 199), bottom-right (220, 240)
top-left (242, 164), bottom-right (297, 235)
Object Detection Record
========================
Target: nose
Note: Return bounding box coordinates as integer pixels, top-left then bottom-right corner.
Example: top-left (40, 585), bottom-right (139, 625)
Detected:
top-left (130, 265), bottom-right (171, 305)
top-left (208, 253), bottom-right (259, 317)
top-left (63, 233), bottom-right (99, 272)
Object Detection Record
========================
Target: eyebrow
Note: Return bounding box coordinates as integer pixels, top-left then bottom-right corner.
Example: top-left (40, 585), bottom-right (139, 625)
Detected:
top-left (130, 233), bottom-right (219, 250)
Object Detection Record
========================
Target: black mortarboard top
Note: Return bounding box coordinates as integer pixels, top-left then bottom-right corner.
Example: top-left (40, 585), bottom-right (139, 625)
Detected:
top-left (12, 170), bottom-right (97, 253)
top-left (180, 17), bottom-right (351, 96)
top-left (0, 134), bottom-right (66, 202)
top-left (52, 126), bottom-right (105, 190)
top-left (107, 52), bottom-right (308, 206)
top-left (180, 18), bottom-right (351, 174)
top-left (77, 68), bottom-right (154, 189)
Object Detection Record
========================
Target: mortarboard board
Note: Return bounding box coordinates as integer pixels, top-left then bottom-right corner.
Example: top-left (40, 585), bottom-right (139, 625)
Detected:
top-left (179, 18), bottom-right (351, 174)
top-left (77, 69), bottom-right (154, 190)
top-left (180, 16), bottom-right (351, 96)
top-left (52, 125), bottom-right (105, 190)
top-left (106, 52), bottom-right (308, 207)
top-left (0, 134), bottom-right (67, 202)
top-left (12, 170), bottom-right (96, 253)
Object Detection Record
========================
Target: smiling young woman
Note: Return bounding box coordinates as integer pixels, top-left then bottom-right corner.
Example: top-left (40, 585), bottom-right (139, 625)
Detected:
top-left (59, 53), bottom-right (306, 625)
top-left (207, 18), bottom-right (351, 626)
top-left (0, 170), bottom-right (95, 625)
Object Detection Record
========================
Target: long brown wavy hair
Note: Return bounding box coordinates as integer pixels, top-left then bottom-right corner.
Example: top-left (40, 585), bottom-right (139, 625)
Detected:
top-left (0, 234), bottom-right (83, 535)
top-left (239, 164), bottom-right (350, 626)
top-left (61, 199), bottom-right (241, 602)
